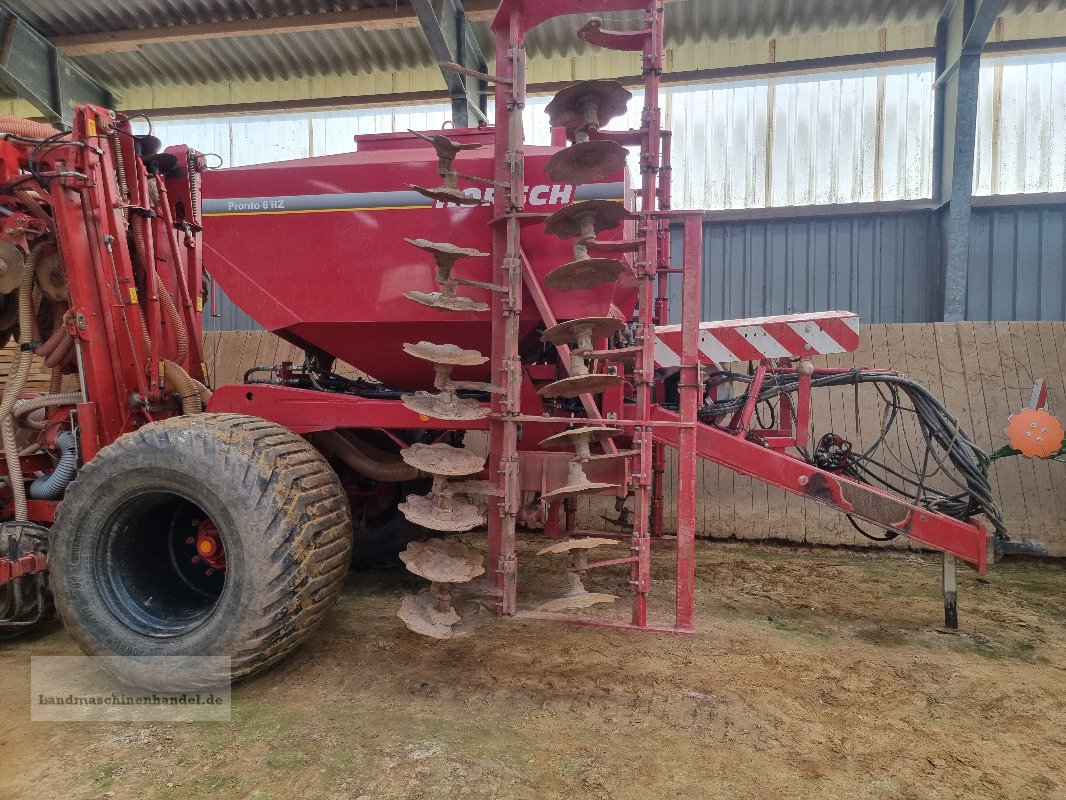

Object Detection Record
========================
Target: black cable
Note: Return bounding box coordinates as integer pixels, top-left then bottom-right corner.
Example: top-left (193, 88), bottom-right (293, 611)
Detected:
top-left (700, 367), bottom-right (1007, 539)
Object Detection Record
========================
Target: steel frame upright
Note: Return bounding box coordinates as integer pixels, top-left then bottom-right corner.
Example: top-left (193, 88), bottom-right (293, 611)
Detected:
top-left (487, 6), bottom-right (525, 615)
top-left (488, 0), bottom-right (702, 633)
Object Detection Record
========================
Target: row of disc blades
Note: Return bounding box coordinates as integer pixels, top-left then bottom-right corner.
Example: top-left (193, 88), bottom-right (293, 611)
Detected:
top-left (394, 78), bottom-right (640, 636)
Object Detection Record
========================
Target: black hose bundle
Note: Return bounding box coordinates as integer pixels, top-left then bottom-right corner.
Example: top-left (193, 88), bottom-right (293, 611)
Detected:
top-left (699, 368), bottom-right (1007, 541)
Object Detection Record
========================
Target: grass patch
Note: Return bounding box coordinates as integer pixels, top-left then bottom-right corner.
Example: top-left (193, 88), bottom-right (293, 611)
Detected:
top-left (90, 762), bottom-right (121, 789)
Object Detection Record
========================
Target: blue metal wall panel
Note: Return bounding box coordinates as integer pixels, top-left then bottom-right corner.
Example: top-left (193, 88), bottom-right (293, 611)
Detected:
top-left (967, 204), bottom-right (1066, 320)
top-left (677, 210), bottom-right (942, 324)
top-left (202, 285), bottom-right (261, 332)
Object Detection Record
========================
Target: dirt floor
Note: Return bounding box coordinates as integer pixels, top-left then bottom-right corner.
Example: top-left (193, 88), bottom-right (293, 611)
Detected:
top-left (1, 539), bottom-right (1064, 800)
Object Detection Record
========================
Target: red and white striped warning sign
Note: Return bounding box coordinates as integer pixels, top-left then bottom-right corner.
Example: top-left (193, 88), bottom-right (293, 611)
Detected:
top-left (655, 311), bottom-right (860, 367)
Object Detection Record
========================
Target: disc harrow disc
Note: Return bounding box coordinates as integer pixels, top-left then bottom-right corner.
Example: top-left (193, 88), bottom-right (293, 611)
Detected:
top-left (35, 253), bottom-right (68, 301)
top-left (545, 139), bottom-right (628, 185)
top-left (545, 257), bottom-right (627, 292)
top-left (537, 537), bottom-right (616, 555)
top-left (541, 479), bottom-right (619, 502)
top-left (399, 493), bottom-right (485, 532)
top-left (404, 238), bottom-right (489, 261)
top-left (541, 316), bottom-right (627, 346)
top-left (405, 290), bottom-right (489, 313)
top-left (402, 341), bottom-right (488, 367)
top-left (397, 591), bottom-right (458, 639)
top-left (401, 538), bottom-right (486, 583)
top-left (0, 242), bottom-right (24, 295)
top-left (401, 391), bottom-right (489, 421)
top-left (545, 79), bottom-right (633, 131)
top-left (538, 373), bottom-right (624, 399)
top-left (410, 184), bottom-right (480, 205)
top-left (401, 442), bottom-right (486, 476)
top-left (544, 200), bottom-right (630, 240)
top-left (410, 129), bottom-right (483, 158)
top-left (538, 426), bottom-right (622, 449)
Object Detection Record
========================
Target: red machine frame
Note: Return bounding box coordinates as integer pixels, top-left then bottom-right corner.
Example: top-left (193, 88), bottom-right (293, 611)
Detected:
top-left (204, 0), bottom-right (987, 633)
top-left (1, 1), bottom-right (990, 638)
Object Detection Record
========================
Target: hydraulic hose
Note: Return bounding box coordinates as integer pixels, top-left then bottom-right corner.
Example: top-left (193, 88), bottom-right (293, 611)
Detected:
top-left (158, 281), bottom-right (189, 363)
top-left (315, 430), bottom-right (419, 483)
top-left (163, 360), bottom-right (212, 414)
top-left (43, 330), bottom-right (74, 369)
top-left (13, 190), bottom-right (49, 226)
top-left (34, 321), bottom-right (67, 358)
top-left (29, 430), bottom-right (78, 500)
top-left (0, 245), bottom-right (43, 520)
top-left (13, 392), bottom-right (81, 429)
top-left (0, 115), bottom-right (58, 140)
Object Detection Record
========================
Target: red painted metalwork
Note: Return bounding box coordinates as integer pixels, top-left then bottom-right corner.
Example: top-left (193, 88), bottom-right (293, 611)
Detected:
top-left (0, 1), bottom-right (1001, 635)
top-left (0, 105), bottom-right (206, 540)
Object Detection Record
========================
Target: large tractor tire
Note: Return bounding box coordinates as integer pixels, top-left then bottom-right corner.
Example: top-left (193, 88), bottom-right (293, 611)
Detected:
top-left (49, 414), bottom-right (353, 690)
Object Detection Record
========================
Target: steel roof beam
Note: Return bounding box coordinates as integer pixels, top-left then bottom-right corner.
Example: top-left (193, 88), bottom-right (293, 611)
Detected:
top-left (933, 0), bottom-right (1004, 322)
top-left (411, 0), bottom-right (488, 127)
top-left (0, 3), bottom-right (116, 127)
top-left (51, 1), bottom-right (499, 58)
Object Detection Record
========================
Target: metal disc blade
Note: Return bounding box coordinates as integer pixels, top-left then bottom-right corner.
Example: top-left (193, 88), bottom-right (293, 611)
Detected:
top-left (401, 442), bottom-right (486, 476)
top-left (400, 537), bottom-right (486, 583)
top-left (0, 242), bottom-right (25, 295)
top-left (541, 316), bottom-right (626, 346)
top-left (398, 592), bottom-right (456, 639)
top-left (404, 238), bottom-right (489, 260)
top-left (401, 391), bottom-right (490, 421)
top-left (536, 592), bottom-right (619, 613)
top-left (541, 480), bottom-right (619, 502)
top-left (545, 140), bottom-right (628, 185)
top-left (538, 373), bottom-right (624, 399)
top-left (544, 199), bottom-right (629, 240)
top-left (35, 253), bottom-right (68, 301)
top-left (545, 258), bottom-right (627, 291)
top-left (405, 290), bottom-right (489, 313)
top-left (399, 493), bottom-right (485, 532)
top-left (410, 184), bottom-right (480, 205)
top-left (402, 340), bottom-right (487, 366)
top-left (537, 537), bottom-right (617, 555)
top-left (545, 79), bottom-right (633, 131)
top-left (538, 426), bottom-right (621, 449)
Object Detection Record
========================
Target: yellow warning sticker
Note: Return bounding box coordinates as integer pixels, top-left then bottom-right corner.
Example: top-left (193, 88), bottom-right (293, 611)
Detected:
top-left (128, 287), bottom-right (139, 304)
top-left (196, 296), bottom-right (203, 312)
top-left (86, 117), bottom-right (97, 137)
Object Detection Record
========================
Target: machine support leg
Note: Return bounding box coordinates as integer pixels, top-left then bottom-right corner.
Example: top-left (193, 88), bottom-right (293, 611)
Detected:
top-left (942, 552), bottom-right (959, 630)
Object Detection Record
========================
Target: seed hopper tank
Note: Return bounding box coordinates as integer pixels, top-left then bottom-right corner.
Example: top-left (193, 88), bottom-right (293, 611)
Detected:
top-left (203, 132), bottom-right (638, 390)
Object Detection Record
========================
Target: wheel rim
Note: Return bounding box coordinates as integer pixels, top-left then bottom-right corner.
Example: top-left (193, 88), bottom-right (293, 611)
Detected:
top-left (96, 489), bottom-right (227, 637)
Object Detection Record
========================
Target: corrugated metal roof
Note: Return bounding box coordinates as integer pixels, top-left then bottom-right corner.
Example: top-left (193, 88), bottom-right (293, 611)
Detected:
top-left (8, 1), bottom-right (1066, 90)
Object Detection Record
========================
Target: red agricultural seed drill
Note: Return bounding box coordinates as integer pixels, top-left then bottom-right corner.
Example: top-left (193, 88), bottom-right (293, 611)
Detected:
top-left (0, 1), bottom-right (1051, 689)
